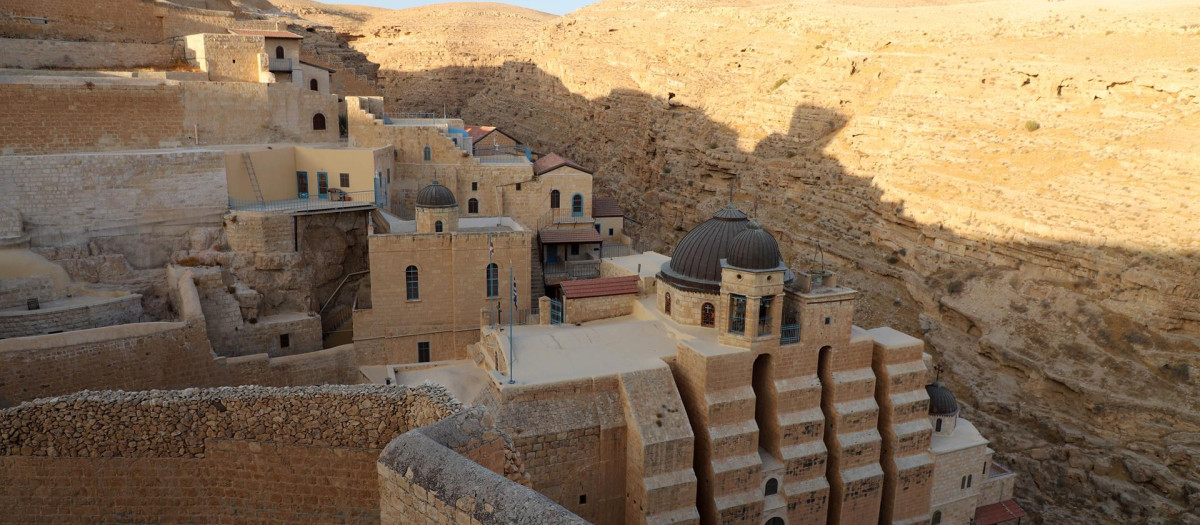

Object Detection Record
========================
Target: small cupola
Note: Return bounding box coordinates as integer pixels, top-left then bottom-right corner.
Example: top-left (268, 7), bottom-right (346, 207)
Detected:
top-left (926, 382), bottom-right (960, 435)
top-left (415, 180), bottom-right (458, 233)
top-left (726, 219), bottom-right (783, 271)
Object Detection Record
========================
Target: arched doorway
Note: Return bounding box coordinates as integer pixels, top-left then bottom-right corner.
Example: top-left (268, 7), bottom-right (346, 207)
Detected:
top-left (312, 113), bottom-right (326, 130)
top-left (309, 79), bottom-right (318, 91)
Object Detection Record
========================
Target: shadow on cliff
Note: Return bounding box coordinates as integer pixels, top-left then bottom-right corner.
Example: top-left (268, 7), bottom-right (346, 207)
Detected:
top-left (376, 61), bottom-right (1200, 524)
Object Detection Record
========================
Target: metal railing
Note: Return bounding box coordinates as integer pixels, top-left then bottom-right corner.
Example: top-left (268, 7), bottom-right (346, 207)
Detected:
top-left (780, 324), bottom-right (800, 344)
top-left (485, 307), bottom-right (539, 327)
top-left (601, 243), bottom-right (633, 258)
top-left (228, 190), bottom-right (378, 213)
top-left (543, 260), bottom-right (601, 280)
top-left (478, 154), bottom-right (530, 164)
top-left (268, 58), bottom-right (293, 72)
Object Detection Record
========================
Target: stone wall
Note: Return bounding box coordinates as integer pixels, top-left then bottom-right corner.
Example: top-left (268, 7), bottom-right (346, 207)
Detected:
top-left (0, 38), bottom-right (181, 70)
top-left (0, 293), bottom-right (143, 339)
top-left (0, 79), bottom-right (187, 155)
top-left (0, 150), bottom-right (227, 266)
top-left (0, 384), bottom-right (461, 525)
top-left (564, 293), bottom-right (633, 324)
top-left (0, 0), bottom-right (163, 43)
top-left (184, 33), bottom-right (267, 83)
top-left (0, 274), bottom-right (57, 310)
top-left (378, 407), bottom-right (587, 525)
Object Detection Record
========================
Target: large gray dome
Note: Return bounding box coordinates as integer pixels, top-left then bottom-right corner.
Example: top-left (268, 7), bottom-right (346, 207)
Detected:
top-left (658, 205), bottom-right (750, 293)
top-left (925, 383), bottom-right (959, 416)
top-left (726, 220), bottom-right (783, 271)
top-left (416, 180), bottom-right (457, 208)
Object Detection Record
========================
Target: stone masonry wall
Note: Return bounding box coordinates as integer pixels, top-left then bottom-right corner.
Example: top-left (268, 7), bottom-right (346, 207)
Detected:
top-left (0, 0), bottom-right (163, 43)
top-left (0, 275), bottom-right (57, 310)
top-left (0, 38), bottom-right (181, 70)
top-left (0, 150), bottom-right (227, 260)
top-left (0, 384), bottom-right (461, 525)
top-left (378, 407), bottom-right (587, 525)
top-left (0, 293), bottom-right (143, 339)
top-left (565, 293), bottom-right (634, 324)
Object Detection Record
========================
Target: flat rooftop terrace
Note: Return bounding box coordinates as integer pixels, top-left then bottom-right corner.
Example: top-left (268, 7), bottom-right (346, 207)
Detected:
top-left (378, 212), bottom-right (525, 234)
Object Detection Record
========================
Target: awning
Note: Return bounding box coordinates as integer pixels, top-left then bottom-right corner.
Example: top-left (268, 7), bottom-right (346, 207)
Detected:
top-left (540, 229), bottom-right (602, 244)
top-left (561, 275), bottom-right (639, 299)
top-left (974, 499), bottom-right (1026, 525)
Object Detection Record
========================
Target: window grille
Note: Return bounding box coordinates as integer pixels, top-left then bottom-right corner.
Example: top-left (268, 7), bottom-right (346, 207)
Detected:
top-left (729, 295), bottom-right (747, 334)
top-left (758, 296), bottom-right (774, 336)
top-left (406, 266), bottom-right (419, 300)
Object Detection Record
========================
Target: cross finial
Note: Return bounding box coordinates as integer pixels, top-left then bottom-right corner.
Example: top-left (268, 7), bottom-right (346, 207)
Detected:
top-left (933, 364), bottom-right (945, 383)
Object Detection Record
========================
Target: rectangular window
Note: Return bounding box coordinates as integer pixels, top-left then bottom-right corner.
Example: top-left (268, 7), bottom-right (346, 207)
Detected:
top-left (608, 228), bottom-right (614, 236)
top-left (472, 181), bottom-right (478, 191)
top-left (571, 244), bottom-right (580, 255)
top-left (824, 316), bottom-right (831, 325)
top-left (387, 168), bottom-right (391, 182)
top-left (758, 296), bottom-right (774, 336)
top-left (729, 294), bottom-right (747, 335)
top-left (340, 173), bottom-right (350, 187)
top-left (418, 342), bottom-right (430, 363)
top-left (317, 172), bottom-right (329, 196)
top-left (279, 333), bottom-right (290, 348)
top-left (515, 183), bottom-right (522, 191)
top-left (296, 172), bottom-right (309, 195)
top-left (594, 224), bottom-right (600, 233)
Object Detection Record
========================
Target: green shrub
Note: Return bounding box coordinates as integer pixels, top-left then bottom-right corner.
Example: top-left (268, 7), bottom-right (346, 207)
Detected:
top-left (947, 281), bottom-right (965, 294)
top-left (1024, 120), bottom-right (1041, 132)
top-left (771, 77), bottom-right (789, 91)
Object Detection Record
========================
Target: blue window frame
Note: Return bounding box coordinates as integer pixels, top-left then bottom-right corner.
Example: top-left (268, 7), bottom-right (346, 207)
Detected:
top-left (729, 294), bottom-right (746, 334)
top-left (486, 263), bottom-right (499, 298)
top-left (571, 193), bottom-right (583, 217)
top-left (405, 265), bottom-right (419, 300)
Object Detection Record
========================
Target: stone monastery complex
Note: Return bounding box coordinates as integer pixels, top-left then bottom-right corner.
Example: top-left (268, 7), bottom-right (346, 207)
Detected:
top-left (0, 1), bottom-right (1026, 524)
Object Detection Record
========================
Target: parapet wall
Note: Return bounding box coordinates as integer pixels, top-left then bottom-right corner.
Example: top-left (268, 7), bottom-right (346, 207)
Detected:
top-left (0, 384), bottom-right (461, 525)
top-left (0, 293), bottom-right (143, 339)
top-left (0, 38), bottom-right (182, 70)
top-left (378, 407), bottom-right (587, 525)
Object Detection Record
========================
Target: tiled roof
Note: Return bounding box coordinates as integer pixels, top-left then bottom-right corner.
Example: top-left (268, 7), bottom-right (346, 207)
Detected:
top-left (592, 197), bottom-right (624, 218)
top-left (561, 275), bottom-right (639, 299)
top-left (973, 499), bottom-right (1026, 525)
top-left (533, 153), bottom-right (592, 176)
top-left (539, 228), bottom-right (602, 244)
top-left (229, 29), bottom-right (303, 39)
top-left (464, 125), bottom-right (495, 142)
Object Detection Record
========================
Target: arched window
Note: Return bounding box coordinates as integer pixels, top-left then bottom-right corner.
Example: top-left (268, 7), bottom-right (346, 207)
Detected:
top-left (960, 476), bottom-right (967, 490)
top-left (571, 193), bottom-right (583, 216)
top-left (664, 293), bottom-right (671, 315)
top-left (766, 518), bottom-right (784, 525)
top-left (935, 418), bottom-right (943, 432)
top-left (932, 511), bottom-right (942, 525)
top-left (764, 478), bottom-right (778, 496)
top-left (967, 474), bottom-right (973, 488)
top-left (312, 113), bottom-right (326, 130)
top-left (309, 79), bottom-right (318, 91)
top-left (423, 146), bottom-right (432, 162)
top-left (701, 303), bottom-right (715, 327)
top-left (486, 263), bottom-right (499, 298)
top-left (275, 46), bottom-right (284, 59)
top-left (434, 220), bottom-right (443, 233)
top-left (550, 189), bottom-right (561, 209)
top-left (468, 198), bottom-right (479, 214)
top-left (405, 266), bottom-right (419, 301)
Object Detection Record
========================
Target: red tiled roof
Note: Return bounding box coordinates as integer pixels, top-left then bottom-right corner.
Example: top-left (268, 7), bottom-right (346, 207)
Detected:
top-left (533, 152), bottom-right (592, 176)
top-left (539, 228), bottom-right (602, 244)
top-left (592, 197), bottom-right (624, 218)
top-left (974, 499), bottom-right (1027, 525)
top-left (229, 29), bottom-right (303, 39)
top-left (561, 275), bottom-right (639, 299)
top-left (464, 125), bottom-right (495, 142)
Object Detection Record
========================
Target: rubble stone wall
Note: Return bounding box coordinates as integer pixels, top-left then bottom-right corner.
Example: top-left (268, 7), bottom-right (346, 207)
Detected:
top-left (0, 384), bottom-right (461, 525)
top-left (0, 38), bottom-right (181, 70)
top-left (0, 0), bottom-right (163, 42)
top-left (0, 293), bottom-right (143, 339)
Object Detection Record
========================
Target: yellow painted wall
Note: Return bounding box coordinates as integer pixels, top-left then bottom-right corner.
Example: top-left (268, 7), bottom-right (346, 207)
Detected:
top-left (226, 146), bottom-right (388, 202)
top-left (225, 147), bottom-right (297, 201)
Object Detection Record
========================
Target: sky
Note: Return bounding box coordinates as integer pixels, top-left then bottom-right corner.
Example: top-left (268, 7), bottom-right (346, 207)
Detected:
top-left (343, 0), bottom-right (593, 15)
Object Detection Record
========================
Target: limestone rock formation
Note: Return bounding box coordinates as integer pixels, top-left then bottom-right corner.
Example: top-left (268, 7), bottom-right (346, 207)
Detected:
top-left (278, 0), bottom-right (1198, 522)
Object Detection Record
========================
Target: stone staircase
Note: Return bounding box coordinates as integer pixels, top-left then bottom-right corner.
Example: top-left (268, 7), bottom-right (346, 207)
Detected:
top-left (530, 241), bottom-right (545, 300)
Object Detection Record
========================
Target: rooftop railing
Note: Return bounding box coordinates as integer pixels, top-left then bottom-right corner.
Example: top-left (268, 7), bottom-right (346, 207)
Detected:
top-left (268, 58), bottom-right (293, 72)
top-left (228, 190), bottom-right (378, 213)
top-left (543, 260), bottom-right (601, 281)
top-left (478, 154), bottom-right (530, 164)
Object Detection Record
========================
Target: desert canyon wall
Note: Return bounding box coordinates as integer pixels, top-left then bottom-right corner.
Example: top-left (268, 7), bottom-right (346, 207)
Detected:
top-left (277, 1), bottom-right (1200, 522)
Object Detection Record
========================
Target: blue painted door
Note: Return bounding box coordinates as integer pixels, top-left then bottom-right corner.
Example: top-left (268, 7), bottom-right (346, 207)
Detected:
top-left (317, 172), bottom-right (329, 199)
top-left (296, 171), bottom-right (309, 199)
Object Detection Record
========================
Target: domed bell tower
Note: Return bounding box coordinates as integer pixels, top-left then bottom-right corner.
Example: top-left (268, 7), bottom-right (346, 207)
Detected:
top-left (717, 220), bottom-right (787, 350)
top-left (415, 180), bottom-right (458, 234)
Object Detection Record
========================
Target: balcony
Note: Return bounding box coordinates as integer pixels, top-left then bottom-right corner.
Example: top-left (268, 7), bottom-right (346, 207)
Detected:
top-left (543, 260), bottom-right (601, 285)
top-left (228, 190), bottom-right (379, 214)
top-left (268, 58), bottom-right (293, 72)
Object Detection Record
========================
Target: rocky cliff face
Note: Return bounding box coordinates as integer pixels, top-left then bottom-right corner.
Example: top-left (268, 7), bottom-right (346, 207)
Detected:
top-left (276, 0), bottom-right (1200, 522)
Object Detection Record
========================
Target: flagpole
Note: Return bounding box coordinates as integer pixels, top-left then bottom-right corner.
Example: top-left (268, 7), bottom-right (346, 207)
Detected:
top-left (508, 259), bottom-right (515, 384)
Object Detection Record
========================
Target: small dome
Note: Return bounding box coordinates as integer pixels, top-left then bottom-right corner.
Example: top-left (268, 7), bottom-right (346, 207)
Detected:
top-left (726, 220), bottom-right (783, 271)
top-left (658, 205), bottom-right (750, 293)
top-left (925, 382), bottom-right (959, 416)
top-left (416, 180), bottom-right (457, 208)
